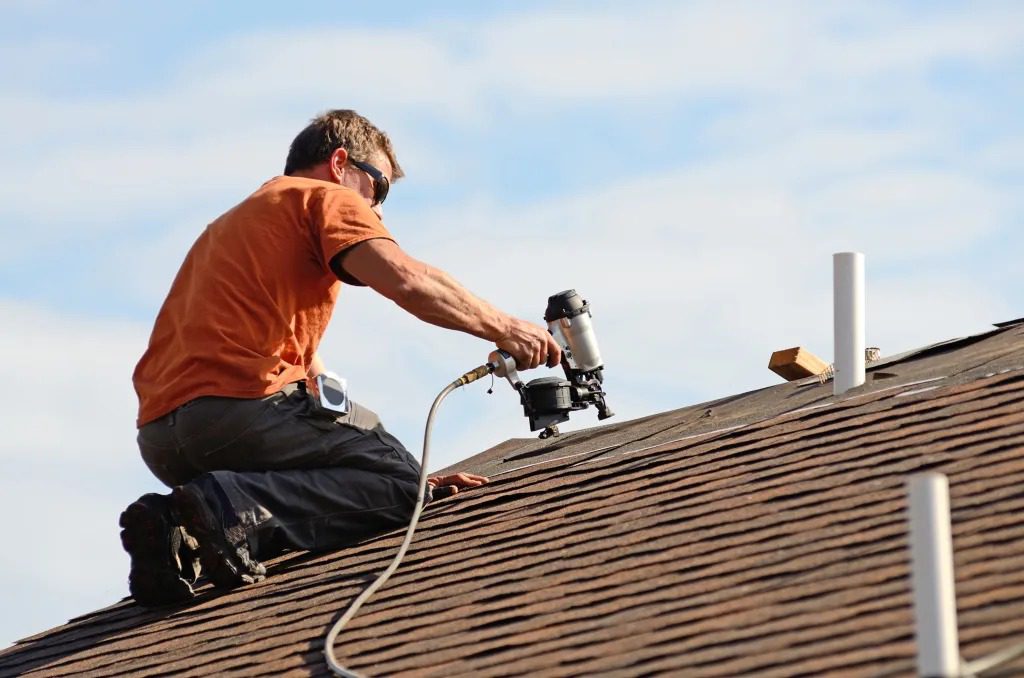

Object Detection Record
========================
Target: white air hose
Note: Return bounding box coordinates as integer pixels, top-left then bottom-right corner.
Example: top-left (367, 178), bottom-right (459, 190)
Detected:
top-left (324, 363), bottom-right (493, 677)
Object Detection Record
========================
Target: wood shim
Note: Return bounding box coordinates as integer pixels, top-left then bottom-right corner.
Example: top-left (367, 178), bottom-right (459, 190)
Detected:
top-left (769, 347), bottom-right (830, 381)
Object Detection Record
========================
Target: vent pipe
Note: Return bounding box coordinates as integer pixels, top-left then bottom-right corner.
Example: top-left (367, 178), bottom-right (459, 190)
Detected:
top-left (833, 252), bottom-right (865, 395)
top-left (908, 472), bottom-right (961, 677)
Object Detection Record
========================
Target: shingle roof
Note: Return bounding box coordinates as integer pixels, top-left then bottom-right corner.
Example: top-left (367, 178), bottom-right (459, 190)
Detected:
top-left (4, 324), bottom-right (1024, 677)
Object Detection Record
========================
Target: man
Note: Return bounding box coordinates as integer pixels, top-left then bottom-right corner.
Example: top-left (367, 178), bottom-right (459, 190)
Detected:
top-left (123, 109), bottom-right (561, 606)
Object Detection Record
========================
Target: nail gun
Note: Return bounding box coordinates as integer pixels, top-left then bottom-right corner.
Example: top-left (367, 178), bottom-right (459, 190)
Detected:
top-left (489, 289), bottom-right (614, 438)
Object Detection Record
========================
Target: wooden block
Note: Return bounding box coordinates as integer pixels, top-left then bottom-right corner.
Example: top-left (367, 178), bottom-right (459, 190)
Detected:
top-left (769, 347), bottom-right (830, 381)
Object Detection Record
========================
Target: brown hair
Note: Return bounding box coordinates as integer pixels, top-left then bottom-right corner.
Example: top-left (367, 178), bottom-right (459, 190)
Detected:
top-left (283, 109), bottom-right (404, 179)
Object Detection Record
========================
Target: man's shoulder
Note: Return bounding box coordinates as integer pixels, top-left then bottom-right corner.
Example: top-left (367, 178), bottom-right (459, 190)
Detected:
top-left (232, 177), bottom-right (378, 233)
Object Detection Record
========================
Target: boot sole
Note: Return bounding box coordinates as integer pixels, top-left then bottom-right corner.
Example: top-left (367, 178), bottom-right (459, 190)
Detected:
top-left (119, 496), bottom-right (194, 606)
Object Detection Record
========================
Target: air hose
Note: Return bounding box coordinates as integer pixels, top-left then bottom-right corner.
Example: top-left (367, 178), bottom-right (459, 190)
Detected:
top-left (324, 363), bottom-right (494, 678)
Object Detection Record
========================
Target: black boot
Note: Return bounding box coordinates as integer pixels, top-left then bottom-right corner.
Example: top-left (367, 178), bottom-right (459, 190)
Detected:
top-left (119, 494), bottom-right (196, 606)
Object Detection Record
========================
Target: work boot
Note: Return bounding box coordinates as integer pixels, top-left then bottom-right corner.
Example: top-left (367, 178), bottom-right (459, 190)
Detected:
top-left (119, 493), bottom-right (197, 606)
top-left (171, 483), bottom-right (266, 590)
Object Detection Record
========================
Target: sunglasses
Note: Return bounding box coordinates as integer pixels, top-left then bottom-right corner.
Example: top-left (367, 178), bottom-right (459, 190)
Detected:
top-left (348, 158), bottom-right (390, 207)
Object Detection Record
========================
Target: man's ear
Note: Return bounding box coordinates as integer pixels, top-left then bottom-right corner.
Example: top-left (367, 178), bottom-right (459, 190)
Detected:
top-left (328, 147), bottom-right (349, 182)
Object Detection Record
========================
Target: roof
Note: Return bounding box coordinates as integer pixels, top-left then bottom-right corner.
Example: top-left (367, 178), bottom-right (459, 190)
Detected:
top-left (4, 324), bottom-right (1024, 677)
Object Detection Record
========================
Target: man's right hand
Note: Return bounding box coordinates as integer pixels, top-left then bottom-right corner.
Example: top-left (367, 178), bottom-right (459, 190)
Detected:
top-left (496, 318), bottom-right (562, 370)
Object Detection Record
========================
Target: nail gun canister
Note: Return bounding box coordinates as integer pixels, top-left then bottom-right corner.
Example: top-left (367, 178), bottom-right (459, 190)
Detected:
top-left (544, 290), bottom-right (603, 373)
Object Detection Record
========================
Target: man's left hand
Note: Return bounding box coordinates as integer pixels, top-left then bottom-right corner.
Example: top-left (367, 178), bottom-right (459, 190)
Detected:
top-left (427, 472), bottom-right (489, 498)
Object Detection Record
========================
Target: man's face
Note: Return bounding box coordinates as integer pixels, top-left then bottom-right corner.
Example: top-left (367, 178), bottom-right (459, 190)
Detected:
top-left (340, 152), bottom-right (393, 219)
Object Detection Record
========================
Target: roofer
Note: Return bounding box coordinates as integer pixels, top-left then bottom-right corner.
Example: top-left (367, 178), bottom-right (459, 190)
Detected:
top-left (122, 109), bottom-right (561, 606)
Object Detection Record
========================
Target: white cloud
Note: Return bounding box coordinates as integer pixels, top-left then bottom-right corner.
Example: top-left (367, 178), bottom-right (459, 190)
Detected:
top-left (180, 28), bottom-right (479, 117)
top-left (0, 37), bottom-right (104, 90)
top-left (0, 471), bottom-right (139, 647)
top-left (468, 4), bottom-right (802, 99)
top-left (0, 127), bottom-right (287, 238)
top-left (3, 1), bottom-right (1022, 234)
top-left (703, 127), bottom-right (937, 182)
top-left (979, 135), bottom-right (1024, 176)
top-left (807, 170), bottom-right (1007, 259)
top-left (858, 273), bottom-right (1012, 376)
top-left (0, 301), bottom-right (165, 646)
top-left (91, 212), bottom-right (210, 308)
top-left (468, 2), bottom-right (1024, 101)
top-left (816, 2), bottom-right (1024, 76)
top-left (0, 300), bottom-right (149, 467)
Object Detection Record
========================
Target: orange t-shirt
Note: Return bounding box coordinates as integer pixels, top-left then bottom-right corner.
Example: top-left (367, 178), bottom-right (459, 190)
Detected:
top-left (133, 176), bottom-right (394, 427)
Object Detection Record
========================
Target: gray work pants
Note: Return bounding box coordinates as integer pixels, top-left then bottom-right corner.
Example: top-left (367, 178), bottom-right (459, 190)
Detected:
top-left (136, 383), bottom-right (423, 561)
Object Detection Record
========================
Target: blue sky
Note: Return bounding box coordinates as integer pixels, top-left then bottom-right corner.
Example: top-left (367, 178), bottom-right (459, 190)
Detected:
top-left (1, 0), bottom-right (1022, 651)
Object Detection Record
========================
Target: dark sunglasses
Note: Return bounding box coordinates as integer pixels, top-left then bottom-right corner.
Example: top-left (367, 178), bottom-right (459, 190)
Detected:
top-left (348, 158), bottom-right (390, 207)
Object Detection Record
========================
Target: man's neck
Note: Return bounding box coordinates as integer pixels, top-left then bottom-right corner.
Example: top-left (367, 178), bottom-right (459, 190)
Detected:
top-left (289, 163), bottom-right (333, 182)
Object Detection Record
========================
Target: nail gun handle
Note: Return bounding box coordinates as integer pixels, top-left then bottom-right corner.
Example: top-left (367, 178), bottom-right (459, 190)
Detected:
top-left (487, 349), bottom-right (524, 390)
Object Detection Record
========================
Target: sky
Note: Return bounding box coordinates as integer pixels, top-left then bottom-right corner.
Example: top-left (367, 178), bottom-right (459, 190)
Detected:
top-left (1, 0), bottom-right (1022, 650)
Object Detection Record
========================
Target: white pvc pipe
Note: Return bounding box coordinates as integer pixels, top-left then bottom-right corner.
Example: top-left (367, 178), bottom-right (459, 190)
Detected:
top-left (833, 252), bottom-right (865, 395)
top-left (908, 473), bottom-right (961, 677)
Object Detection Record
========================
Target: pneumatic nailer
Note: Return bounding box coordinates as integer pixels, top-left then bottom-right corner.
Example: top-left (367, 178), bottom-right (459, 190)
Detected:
top-left (489, 289), bottom-right (614, 438)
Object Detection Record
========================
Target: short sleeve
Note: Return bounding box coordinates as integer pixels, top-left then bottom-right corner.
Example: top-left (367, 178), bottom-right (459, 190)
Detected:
top-left (311, 186), bottom-right (396, 278)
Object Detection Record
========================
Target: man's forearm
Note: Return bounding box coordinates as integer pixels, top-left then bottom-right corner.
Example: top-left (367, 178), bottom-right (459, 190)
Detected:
top-left (395, 264), bottom-right (511, 341)
top-left (339, 239), bottom-right (558, 368)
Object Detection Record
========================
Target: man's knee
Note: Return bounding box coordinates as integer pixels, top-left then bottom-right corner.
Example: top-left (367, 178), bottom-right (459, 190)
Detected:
top-left (376, 433), bottom-right (423, 485)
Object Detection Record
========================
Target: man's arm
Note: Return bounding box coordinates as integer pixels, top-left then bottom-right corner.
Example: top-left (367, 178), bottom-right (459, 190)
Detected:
top-left (337, 239), bottom-right (560, 370)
